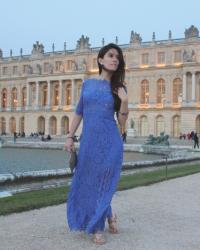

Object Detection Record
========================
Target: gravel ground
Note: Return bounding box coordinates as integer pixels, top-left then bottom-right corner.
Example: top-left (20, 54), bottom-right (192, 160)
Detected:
top-left (0, 173), bottom-right (200, 250)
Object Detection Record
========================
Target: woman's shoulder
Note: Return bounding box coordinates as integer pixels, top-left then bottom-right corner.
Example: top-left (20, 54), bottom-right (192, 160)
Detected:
top-left (84, 77), bottom-right (99, 83)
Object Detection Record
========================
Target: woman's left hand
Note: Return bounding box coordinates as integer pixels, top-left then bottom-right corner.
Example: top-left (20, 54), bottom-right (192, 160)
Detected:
top-left (114, 87), bottom-right (128, 102)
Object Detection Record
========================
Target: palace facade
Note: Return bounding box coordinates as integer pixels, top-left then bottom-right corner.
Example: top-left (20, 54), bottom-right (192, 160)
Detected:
top-left (0, 25), bottom-right (200, 137)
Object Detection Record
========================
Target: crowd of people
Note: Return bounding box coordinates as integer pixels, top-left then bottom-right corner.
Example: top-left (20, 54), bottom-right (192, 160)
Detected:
top-left (179, 131), bottom-right (199, 149)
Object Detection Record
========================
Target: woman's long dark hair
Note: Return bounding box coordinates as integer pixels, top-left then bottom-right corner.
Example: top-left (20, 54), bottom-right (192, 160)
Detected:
top-left (97, 43), bottom-right (126, 113)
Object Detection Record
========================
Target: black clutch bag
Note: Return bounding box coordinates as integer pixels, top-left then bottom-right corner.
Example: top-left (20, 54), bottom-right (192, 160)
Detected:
top-left (69, 149), bottom-right (77, 174)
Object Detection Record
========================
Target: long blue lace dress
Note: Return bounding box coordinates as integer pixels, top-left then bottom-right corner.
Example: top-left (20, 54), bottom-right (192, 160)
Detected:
top-left (67, 78), bottom-right (123, 234)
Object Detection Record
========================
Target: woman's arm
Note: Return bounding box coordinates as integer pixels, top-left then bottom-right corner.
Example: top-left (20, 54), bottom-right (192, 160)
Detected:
top-left (65, 113), bottom-right (82, 152)
top-left (115, 86), bottom-right (129, 127)
top-left (65, 80), bottom-right (85, 152)
top-left (117, 100), bottom-right (129, 127)
top-left (67, 113), bottom-right (82, 137)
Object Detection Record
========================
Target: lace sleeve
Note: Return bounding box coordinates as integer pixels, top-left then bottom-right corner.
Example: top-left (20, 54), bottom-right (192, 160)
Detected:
top-left (75, 80), bottom-right (85, 116)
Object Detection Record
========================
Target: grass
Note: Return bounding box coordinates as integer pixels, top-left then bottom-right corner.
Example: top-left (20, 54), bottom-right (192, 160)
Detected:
top-left (0, 164), bottom-right (200, 216)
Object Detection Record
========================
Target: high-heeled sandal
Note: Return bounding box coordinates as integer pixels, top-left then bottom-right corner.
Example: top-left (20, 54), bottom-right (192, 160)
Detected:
top-left (93, 232), bottom-right (106, 245)
top-left (108, 214), bottom-right (118, 234)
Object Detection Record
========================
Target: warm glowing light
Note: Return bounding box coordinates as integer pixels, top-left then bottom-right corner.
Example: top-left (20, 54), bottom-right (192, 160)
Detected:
top-left (140, 65), bottom-right (149, 69)
top-left (173, 63), bottom-right (183, 66)
top-left (89, 69), bottom-right (99, 73)
top-left (156, 64), bottom-right (165, 67)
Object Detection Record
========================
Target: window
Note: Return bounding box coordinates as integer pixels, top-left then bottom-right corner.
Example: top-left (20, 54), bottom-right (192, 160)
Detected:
top-left (174, 50), bottom-right (181, 63)
top-left (1, 89), bottom-right (7, 108)
top-left (173, 78), bottom-right (182, 103)
top-left (140, 80), bottom-right (149, 104)
top-left (55, 61), bottom-right (62, 71)
top-left (66, 60), bottom-right (73, 70)
top-left (11, 88), bottom-right (18, 109)
top-left (44, 63), bottom-right (49, 73)
top-left (22, 87), bottom-right (26, 107)
top-left (157, 52), bottom-right (165, 64)
top-left (13, 66), bottom-right (18, 75)
top-left (65, 84), bottom-right (71, 105)
top-left (23, 65), bottom-right (29, 74)
top-left (141, 53), bottom-right (149, 65)
top-left (157, 79), bottom-right (165, 104)
top-left (3, 67), bottom-right (8, 75)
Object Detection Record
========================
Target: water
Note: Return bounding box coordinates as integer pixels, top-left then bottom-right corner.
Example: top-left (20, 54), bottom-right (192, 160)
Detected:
top-left (0, 148), bottom-right (162, 175)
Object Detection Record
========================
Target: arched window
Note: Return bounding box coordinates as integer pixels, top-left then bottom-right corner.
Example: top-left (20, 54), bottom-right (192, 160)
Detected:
top-left (157, 79), bottom-right (165, 104)
top-left (31, 85), bottom-right (36, 106)
top-left (61, 116), bottom-right (69, 135)
top-left (19, 117), bottom-right (25, 134)
top-left (42, 85), bottom-right (47, 106)
top-left (38, 116), bottom-right (45, 134)
top-left (11, 87), bottom-right (18, 109)
top-left (141, 80), bottom-right (149, 104)
top-left (9, 117), bottom-right (16, 134)
top-left (140, 115), bottom-right (148, 136)
top-left (0, 117), bottom-right (6, 134)
top-left (22, 87), bottom-right (26, 108)
top-left (156, 115), bottom-right (165, 136)
top-left (1, 88), bottom-right (7, 108)
top-left (53, 84), bottom-right (59, 106)
top-left (172, 115), bottom-right (180, 137)
top-left (49, 116), bottom-right (57, 135)
top-left (66, 84), bottom-right (71, 105)
top-left (173, 78), bottom-right (182, 103)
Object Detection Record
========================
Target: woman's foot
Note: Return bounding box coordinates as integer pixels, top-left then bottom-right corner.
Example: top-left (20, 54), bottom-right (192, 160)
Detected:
top-left (108, 214), bottom-right (118, 234)
top-left (93, 231), bottom-right (106, 245)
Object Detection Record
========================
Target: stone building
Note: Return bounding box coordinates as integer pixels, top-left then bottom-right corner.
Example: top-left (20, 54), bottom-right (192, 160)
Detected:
top-left (0, 25), bottom-right (200, 137)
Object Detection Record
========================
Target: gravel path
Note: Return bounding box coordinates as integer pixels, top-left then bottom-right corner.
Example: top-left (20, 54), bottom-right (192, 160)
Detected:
top-left (0, 173), bottom-right (200, 250)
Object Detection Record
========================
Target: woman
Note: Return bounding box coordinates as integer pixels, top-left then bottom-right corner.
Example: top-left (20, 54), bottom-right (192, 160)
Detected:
top-left (65, 43), bottom-right (128, 245)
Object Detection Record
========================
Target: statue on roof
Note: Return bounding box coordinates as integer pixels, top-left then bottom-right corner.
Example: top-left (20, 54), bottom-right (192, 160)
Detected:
top-left (32, 41), bottom-right (44, 55)
top-left (76, 35), bottom-right (91, 50)
top-left (130, 30), bottom-right (142, 44)
top-left (184, 25), bottom-right (199, 39)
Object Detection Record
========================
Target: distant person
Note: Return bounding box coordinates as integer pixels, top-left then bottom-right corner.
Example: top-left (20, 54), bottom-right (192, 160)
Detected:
top-left (13, 132), bottom-right (17, 143)
top-left (191, 131), bottom-right (195, 140)
top-left (47, 134), bottom-right (51, 140)
top-left (194, 133), bottom-right (199, 149)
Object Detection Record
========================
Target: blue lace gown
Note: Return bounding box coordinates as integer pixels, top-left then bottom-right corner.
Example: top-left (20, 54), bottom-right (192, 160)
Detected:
top-left (67, 78), bottom-right (123, 234)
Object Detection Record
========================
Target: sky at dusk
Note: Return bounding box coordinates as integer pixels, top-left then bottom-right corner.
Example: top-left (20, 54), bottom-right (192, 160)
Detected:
top-left (0, 0), bottom-right (199, 56)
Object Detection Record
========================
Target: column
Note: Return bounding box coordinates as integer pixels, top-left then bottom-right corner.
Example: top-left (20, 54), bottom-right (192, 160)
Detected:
top-left (46, 81), bottom-right (51, 109)
top-left (182, 74), bottom-right (186, 102)
top-left (71, 79), bottom-right (75, 106)
top-left (26, 83), bottom-right (30, 110)
top-left (59, 80), bottom-right (62, 107)
top-left (192, 72), bottom-right (196, 102)
top-left (35, 81), bottom-right (39, 110)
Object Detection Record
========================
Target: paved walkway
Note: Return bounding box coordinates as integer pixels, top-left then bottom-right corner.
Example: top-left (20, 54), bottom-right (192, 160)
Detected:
top-left (0, 173), bottom-right (200, 250)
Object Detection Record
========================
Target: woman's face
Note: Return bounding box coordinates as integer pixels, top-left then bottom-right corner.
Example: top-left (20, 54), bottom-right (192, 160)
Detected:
top-left (99, 48), bottom-right (119, 72)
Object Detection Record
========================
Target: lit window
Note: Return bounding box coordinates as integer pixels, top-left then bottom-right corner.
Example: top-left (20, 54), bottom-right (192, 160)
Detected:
top-left (141, 53), bottom-right (149, 65)
top-left (157, 52), bottom-right (165, 64)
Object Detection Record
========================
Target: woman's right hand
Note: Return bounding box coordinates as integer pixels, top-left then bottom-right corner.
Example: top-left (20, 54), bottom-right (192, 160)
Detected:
top-left (64, 138), bottom-right (75, 153)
